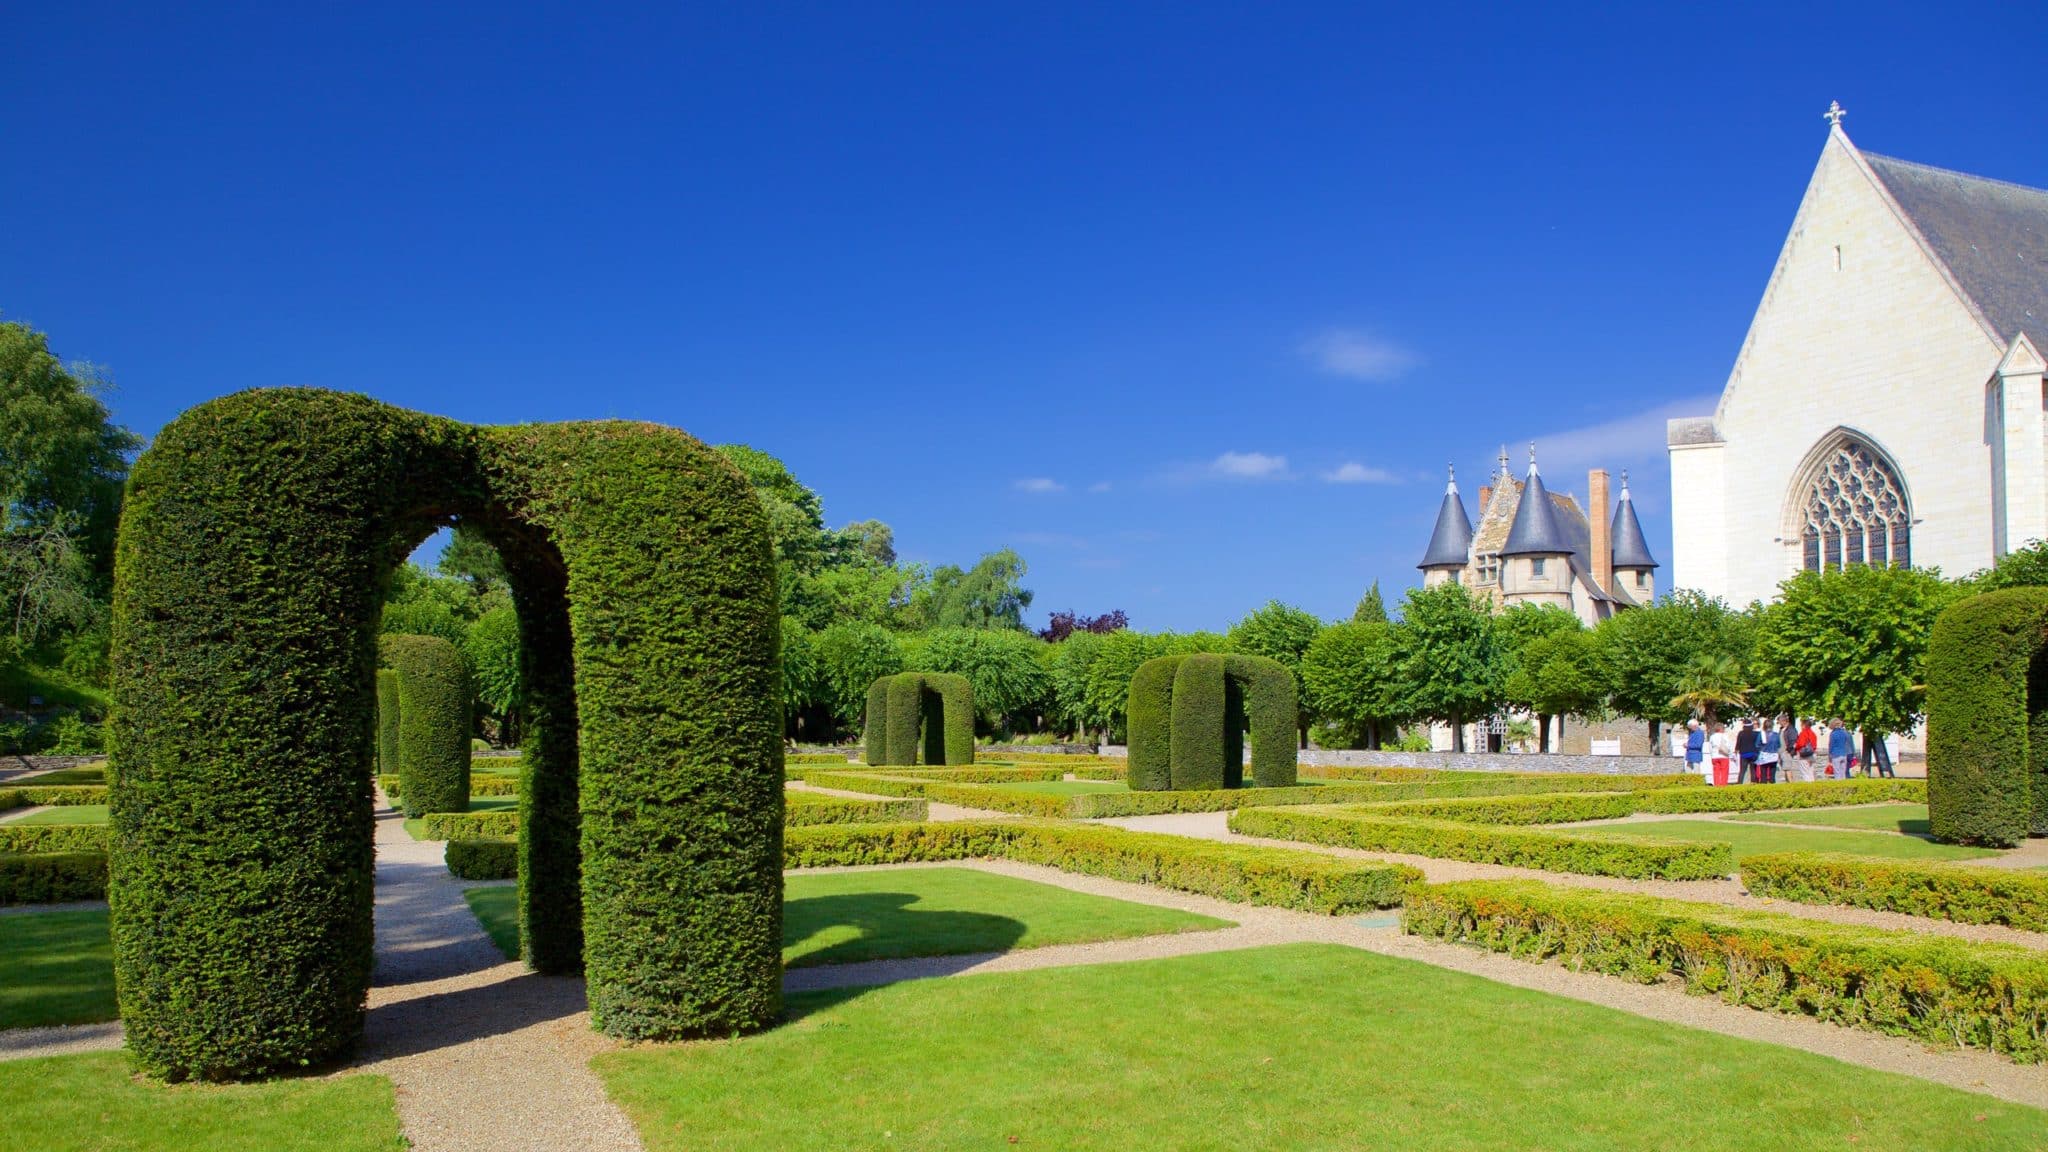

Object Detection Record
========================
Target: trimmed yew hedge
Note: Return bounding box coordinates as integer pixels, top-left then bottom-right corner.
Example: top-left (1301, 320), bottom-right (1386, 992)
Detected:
top-left (0, 784), bottom-right (109, 807)
top-left (382, 774), bottom-right (519, 799)
top-left (109, 389), bottom-right (783, 1079)
top-left (420, 811), bottom-right (519, 841)
top-left (1926, 587), bottom-right (2048, 846)
top-left (446, 839), bottom-right (518, 881)
top-left (784, 793), bottom-right (927, 825)
top-left (863, 672), bottom-right (975, 766)
top-left (375, 668), bottom-right (401, 779)
top-left (782, 819), bottom-right (1418, 914)
top-left (0, 851), bottom-right (108, 904)
top-left (1343, 780), bottom-right (1925, 827)
top-left (1742, 853), bottom-right (2048, 933)
top-left (379, 634), bottom-right (472, 818)
top-left (1127, 652), bottom-right (1297, 791)
top-left (0, 824), bottom-right (108, 854)
top-left (1230, 807), bottom-right (1733, 880)
top-left (1403, 880), bottom-right (2048, 1063)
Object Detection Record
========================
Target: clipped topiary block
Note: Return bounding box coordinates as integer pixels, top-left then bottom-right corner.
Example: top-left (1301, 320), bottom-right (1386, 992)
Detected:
top-left (863, 672), bottom-right (975, 766)
top-left (1926, 587), bottom-right (2048, 846)
top-left (1126, 652), bottom-right (1298, 791)
top-left (375, 669), bottom-right (401, 779)
top-left (380, 634), bottom-right (472, 818)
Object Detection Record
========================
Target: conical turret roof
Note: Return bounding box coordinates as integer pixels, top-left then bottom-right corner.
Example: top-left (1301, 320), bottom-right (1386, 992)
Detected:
top-left (1499, 455), bottom-right (1571, 557)
top-left (1417, 467), bottom-right (1474, 569)
top-left (1610, 473), bottom-right (1659, 570)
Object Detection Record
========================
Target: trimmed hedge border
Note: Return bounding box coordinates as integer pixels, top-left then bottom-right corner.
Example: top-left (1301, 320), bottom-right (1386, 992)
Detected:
top-left (0, 851), bottom-right (109, 904)
top-left (419, 811), bottom-right (519, 841)
top-left (0, 825), bottom-right (109, 854)
top-left (1742, 853), bottom-right (2048, 934)
top-left (0, 784), bottom-right (110, 807)
top-left (1403, 879), bottom-right (2048, 1063)
top-left (381, 775), bottom-right (519, 799)
top-left (1230, 807), bottom-right (1733, 880)
top-left (446, 839), bottom-right (518, 881)
top-left (785, 793), bottom-right (928, 825)
top-left (380, 634), bottom-right (473, 818)
top-left (782, 820), bottom-right (1419, 914)
top-left (1347, 780), bottom-right (1926, 827)
top-left (1926, 587), bottom-right (2048, 845)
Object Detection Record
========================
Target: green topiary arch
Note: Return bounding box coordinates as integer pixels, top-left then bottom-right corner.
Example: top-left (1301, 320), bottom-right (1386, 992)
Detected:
top-left (1926, 587), bottom-right (2048, 846)
top-left (862, 672), bottom-right (974, 766)
top-left (1126, 653), bottom-right (1296, 791)
top-left (109, 388), bottom-right (784, 1080)
top-left (379, 633), bottom-right (473, 817)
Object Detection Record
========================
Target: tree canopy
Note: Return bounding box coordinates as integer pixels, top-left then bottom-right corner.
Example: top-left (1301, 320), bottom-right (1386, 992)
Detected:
top-left (1750, 564), bottom-right (1961, 735)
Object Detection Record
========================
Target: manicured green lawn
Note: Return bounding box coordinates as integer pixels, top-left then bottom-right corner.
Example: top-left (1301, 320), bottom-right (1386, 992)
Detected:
top-left (9, 804), bottom-right (108, 825)
top-left (0, 909), bottom-right (115, 1029)
top-left (1591, 819), bottom-right (1998, 862)
top-left (465, 867), bottom-right (1232, 964)
top-left (0, 1051), bottom-right (405, 1152)
top-left (595, 942), bottom-right (2045, 1151)
top-left (984, 780), bottom-right (1128, 795)
top-left (400, 794), bottom-right (519, 840)
top-left (1722, 803), bottom-right (1930, 835)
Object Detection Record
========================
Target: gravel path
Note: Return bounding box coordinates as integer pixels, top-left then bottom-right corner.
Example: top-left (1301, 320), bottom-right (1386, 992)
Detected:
top-left (349, 795), bottom-right (643, 1152)
top-left (0, 1021), bottom-right (123, 1061)
top-left (0, 805), bottom-right (48, 824)
top-left (1100, 811), bottom-right (2048, 950)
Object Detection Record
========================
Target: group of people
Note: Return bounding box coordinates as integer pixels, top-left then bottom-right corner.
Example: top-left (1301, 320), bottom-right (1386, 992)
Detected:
top-left (1681, 716), bottom-right (1894, 785)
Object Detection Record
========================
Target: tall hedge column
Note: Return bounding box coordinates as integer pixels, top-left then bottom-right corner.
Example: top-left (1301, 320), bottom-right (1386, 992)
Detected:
top-left (379, 634), bottom-right (472, 817)
top-left (1927, 587), bottom-right (2048, 846)
top-left (375, 669), bottom-right (401, 777)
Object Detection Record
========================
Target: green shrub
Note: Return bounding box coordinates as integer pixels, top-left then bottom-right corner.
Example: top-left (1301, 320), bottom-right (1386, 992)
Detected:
top-left (379, 634), bottom-right (472, 818)
top-left (786, 752), bottom-right (853, 764)
top-left (0, 825), bottom-right (109, 854)
top-left (0, 784), bottom-right (110, 807)
top-left (1230, 807), bottom-right (1732, 880)
top-left (864, 672), bottom-right (975, 766)
top-left (1336, 780), bottom-right (1924, 827)
top-left (781, 820), bottom-right (1417, 914)
top-left (375, 669), bottom-right (400, 779)
top-left (1925, 588), bottom-right (2048, 845)
top-left (1070, 782), bottom-right (1400, 818)
top-left (1348, 792), bottom-right (1640, 825)
top-left (446, 839), bottom-right (517, 880)
top-left (109, 389), bottom-right (784, 1077)
top-left (1403, 879), bottom-right (2048, 1063)
top-left (420, 811), bottom-right (518, 841)
top-left (1635, 779), bottom-right (1923, 814)
top-left (1742, 852), bottom-right (2048, 933)
top-left (0, 851), bottom-right (108, 904)
top-left (1128, 652), bottom-right (1297, 791)
top-left (784, 793), bottom-right (927, 825)
top-left (924, 784), bottom-right (1073, 818)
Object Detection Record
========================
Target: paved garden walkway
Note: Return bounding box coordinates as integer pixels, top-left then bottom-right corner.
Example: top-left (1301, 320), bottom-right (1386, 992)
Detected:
top-left (353, 795), bottom-right (644, 1152)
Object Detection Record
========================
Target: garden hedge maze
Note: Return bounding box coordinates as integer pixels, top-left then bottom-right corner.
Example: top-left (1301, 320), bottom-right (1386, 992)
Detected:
top-left (109, 388), bottom-right (784, 1080)
top-left (863, 672), bottom-right (974, 766)
top-left (1926, 587), bottom-right (2048, 846)
top-left (1127, 653), bottom-right (1297, 791)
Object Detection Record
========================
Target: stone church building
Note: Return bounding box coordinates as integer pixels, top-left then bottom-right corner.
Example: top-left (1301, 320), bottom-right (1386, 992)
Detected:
top-left (1418, 448), bottom-right (1658, 628)
top-left (1668, 108), bottom-right (2048, 604)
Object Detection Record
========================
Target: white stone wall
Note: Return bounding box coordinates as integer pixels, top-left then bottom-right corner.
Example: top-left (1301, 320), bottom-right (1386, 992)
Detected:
top-left (1669, 130), bottom-right (2011, 605)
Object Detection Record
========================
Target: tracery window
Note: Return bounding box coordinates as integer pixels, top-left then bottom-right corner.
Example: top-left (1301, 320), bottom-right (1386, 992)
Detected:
top-left (1798, 439), bottom-right (1910, 572)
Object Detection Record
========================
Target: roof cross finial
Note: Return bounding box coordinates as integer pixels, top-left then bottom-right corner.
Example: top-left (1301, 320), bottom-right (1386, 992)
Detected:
top-left (1445, 462), bottom-right (1457, 494)
top-left (1824, 100), bottom-right (1846, 129)
top-left (1497, 444), bottom-right (1510, 478)
top-left (1527, 442), bottom-right (1538, 473)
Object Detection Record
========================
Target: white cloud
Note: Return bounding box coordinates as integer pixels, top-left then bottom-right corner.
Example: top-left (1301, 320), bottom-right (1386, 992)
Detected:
top-left (1301, 328), bottom-right (1419, 382)
top-left (1013, 477), bottom-right (1065, 494)
top-left (1527, 395), bottom-right (1720, 477)
top-left (1088, 481), bottom-right (1113, 493)
top-left (1322, 461), bottom-right (1400, 485)
top-left (1211, 451), bottom-right (1289, 479)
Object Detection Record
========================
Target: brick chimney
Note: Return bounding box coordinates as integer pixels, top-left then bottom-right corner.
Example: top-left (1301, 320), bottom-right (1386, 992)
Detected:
top-left (1478, 484), bottom-right (1492, 510)
top-left (1588, 468), bottom-right (1612, 595)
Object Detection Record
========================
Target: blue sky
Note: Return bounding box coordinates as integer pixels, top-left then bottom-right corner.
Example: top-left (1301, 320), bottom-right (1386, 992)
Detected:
top-left (6, 2), bottom-right (2044, 630)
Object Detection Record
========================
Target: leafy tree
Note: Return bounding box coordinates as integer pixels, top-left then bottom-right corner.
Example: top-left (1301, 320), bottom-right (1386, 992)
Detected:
top-left (465, 605), bottom-right (524, 744)
top-left (1301, 621), bottom-right (1405, 748)
top-left (1391, 582), bottom-right (1502, 751)
top-left (1046, 630), bottom-right (1107, 738)
top-left (1670, 652), bottom-right (1749, 725)
top-left (913, 627), bottom-right (1054, 735)
top-left (811, 621), bottom-right (904, 730)
top-left (914, 549), bottom-right (1034, 631)
top-left (1502, 627), bottom-right (1602, 752)
top-left (1077, 629), bottom-right (1233, 742)
top-left (1970, 540), bottom-right (2048, 591)
top-left (1038, 609), bottom-right (1128, 642)
top-left (1229, 600), bottom-right (1325, 746)
top-left (0, 520), bottom-right (96, 653)
top-left (0, 320), bottom-right (141, 585)
top-left (1494, 602), bottom-right (1580, 657)
top-left (835, 519), bottom-right (897, 565)
top-left (438, 525), bottom-right (510, 593)
top-left (1750, 565), bottom-right (1961, 739)
top-left (381, 564), bottom-right (499, 646)
top-left (1351, 581), bottom-right (1388, 624)
top-left (1595, 589), bottom-right (1750, 748)
top-left (778, 616), bottom-right (824, 740)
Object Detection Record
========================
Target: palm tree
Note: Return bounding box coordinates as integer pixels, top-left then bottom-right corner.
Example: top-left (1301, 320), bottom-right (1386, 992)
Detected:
top-left (1670, 653), bottom-right (1749, 726)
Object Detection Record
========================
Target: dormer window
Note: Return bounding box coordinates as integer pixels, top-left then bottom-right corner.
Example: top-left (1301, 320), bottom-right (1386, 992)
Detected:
top-left (1530, 557), bottom-right (1546, 577)
top-left (1636, 570), bottom-right (1649, 588)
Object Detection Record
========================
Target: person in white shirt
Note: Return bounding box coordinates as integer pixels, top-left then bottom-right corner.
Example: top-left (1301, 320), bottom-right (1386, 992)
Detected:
top-left (1705, 722), bottom-right (1736, 786)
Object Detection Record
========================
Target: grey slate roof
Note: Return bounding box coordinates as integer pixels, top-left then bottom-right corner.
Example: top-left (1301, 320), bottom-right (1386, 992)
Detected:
top-left (1865, 152), bottom-right (2048, 351)
top-left (1610, 486), bottom-right (1658, 571)
top-left (1418, 483), bottom-right (1475, 569)
top-left (1499, 465), bottom-right (1572, 558)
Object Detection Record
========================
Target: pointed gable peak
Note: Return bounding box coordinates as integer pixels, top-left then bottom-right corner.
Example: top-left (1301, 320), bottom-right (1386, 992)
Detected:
top-left (1499, 450), bottom-right (1570, 557)
top-left (1610, 470), bottom-right (1659, 571)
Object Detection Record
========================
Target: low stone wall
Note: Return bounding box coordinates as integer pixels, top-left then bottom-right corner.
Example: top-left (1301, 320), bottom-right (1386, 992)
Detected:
top-left (1096, 745), bottom-right (1688, 776)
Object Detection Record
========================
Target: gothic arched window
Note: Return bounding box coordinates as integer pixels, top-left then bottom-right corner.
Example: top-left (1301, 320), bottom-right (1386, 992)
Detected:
top-left (1795, 436), bottom-right (1911, 573)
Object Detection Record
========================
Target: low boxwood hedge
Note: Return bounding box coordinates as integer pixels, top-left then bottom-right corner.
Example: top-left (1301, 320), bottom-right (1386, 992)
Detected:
top-left (0, 784), bottom-right (110, 807)
top-left (1229, 807), bottom-right (1733, 880)
top-left (381, 775), bottom-right (519, 799)
top-left (1403, 879), bottom-right (2048, 1063)
top-left (1344, 780), bottom-right (1928, 828)
top-left (0, 824), bottom-right (109, 854)
top-left (781, 820), bottom-right (1419, 915)
top-left (419, 811), bottom-right (518, 841)
top-left (0, 851), bottom-right (109, 904)
top-left (1635, 779), bottom-right (1923, 814)
top-left (446, 838), bottom-right (518, 881)
top-left (786, 752), bottom-right (854, 765)
top-left (784, 793), bottom-right (927, 825)
top-left (1742, 852), bottom-right (2048, 933)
